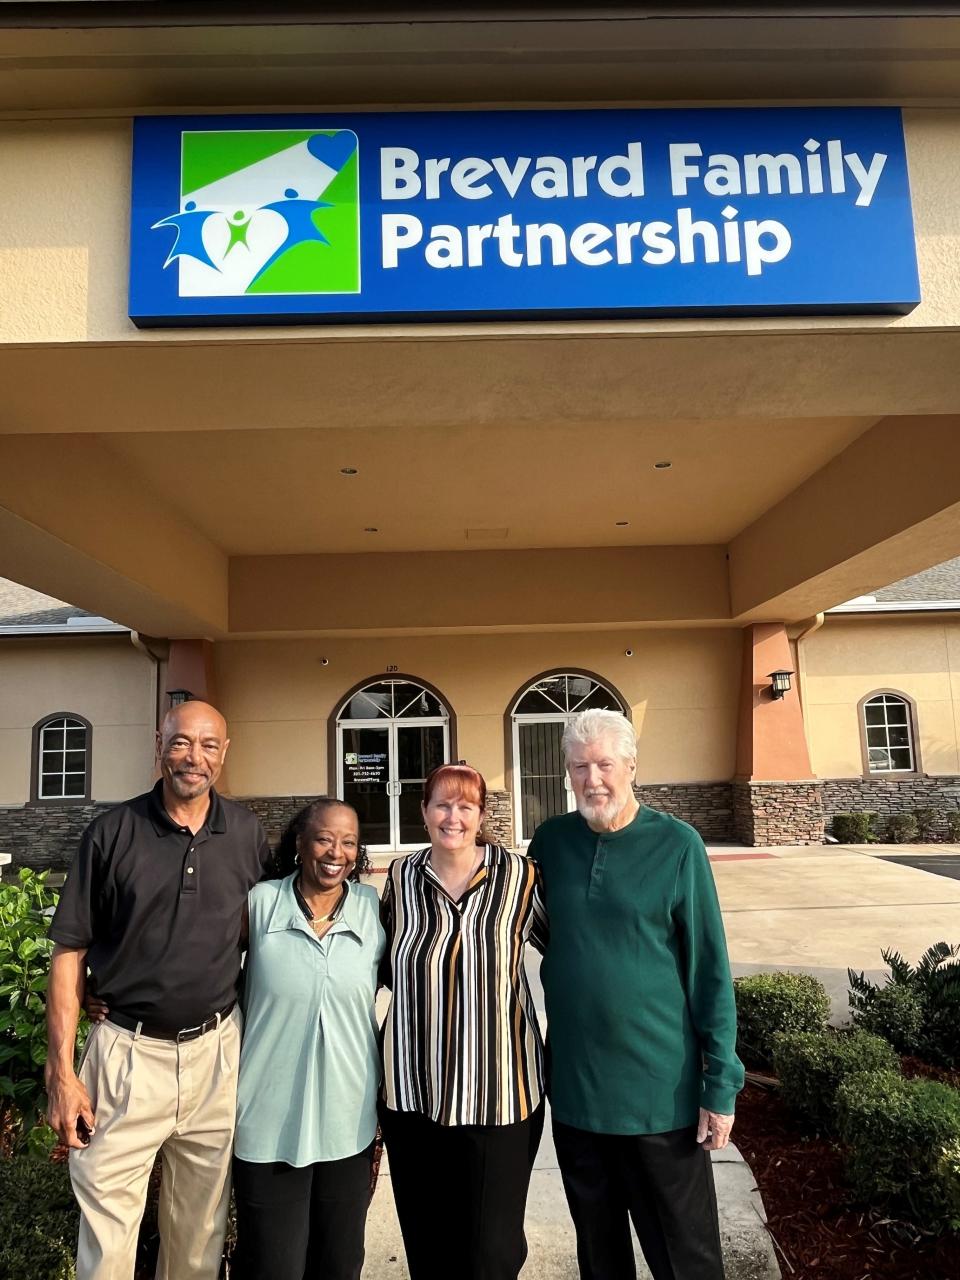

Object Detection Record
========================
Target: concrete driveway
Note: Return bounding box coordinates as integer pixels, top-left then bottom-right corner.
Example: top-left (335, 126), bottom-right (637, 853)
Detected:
top-left (710, 843), bottom-right (960, 1021)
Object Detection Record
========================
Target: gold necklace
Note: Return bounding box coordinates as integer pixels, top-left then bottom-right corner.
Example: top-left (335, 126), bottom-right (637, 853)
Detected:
top-left (298, 879), bottom-right (345, 928)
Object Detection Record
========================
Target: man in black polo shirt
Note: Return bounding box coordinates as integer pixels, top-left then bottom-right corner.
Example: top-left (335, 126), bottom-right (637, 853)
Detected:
top-left (45, 700), bottom-right (271, 1280)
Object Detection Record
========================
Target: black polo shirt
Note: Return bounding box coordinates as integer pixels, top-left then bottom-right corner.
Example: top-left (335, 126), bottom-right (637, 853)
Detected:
top-left (50, 781), bottom-right (271, 1031)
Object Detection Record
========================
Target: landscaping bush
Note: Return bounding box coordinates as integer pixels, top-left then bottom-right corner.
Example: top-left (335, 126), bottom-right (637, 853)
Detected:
top-left (947, 811), bottom-right (960, 843)
top-left (847, 979), bottom-right (925, 1054)
top-left (914, 806), bottom-right (939, 842)
top-left (838, 1069), bottom-right (960, 1231)
top-left (772, 1028), bottom-right (899, 1133)
top-left (849, 943), bottom-right (960, 1069)
top-left (886, 812), bottom-right (918, 843)
top-left (733, 971), bottom-right (830, 1069)
top-left (831, 811), bottom-right (877, 843)
top-left (0, 869), bottom-right (85, 1150)
top-left (0, 1155), bottom-right (78, 1280)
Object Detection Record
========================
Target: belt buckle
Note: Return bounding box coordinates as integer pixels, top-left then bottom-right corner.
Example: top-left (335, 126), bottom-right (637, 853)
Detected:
top-left (176, 1021), bottom-right (204, 1043)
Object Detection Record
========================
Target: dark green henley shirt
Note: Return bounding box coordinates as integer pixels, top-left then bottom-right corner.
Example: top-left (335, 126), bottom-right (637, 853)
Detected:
top-left (529, 805), bottom-right (743, 1135)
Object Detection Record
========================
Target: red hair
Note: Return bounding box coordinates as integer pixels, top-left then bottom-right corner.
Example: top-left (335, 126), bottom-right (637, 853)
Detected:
top-left (422, 763), bottom-right (487, 811)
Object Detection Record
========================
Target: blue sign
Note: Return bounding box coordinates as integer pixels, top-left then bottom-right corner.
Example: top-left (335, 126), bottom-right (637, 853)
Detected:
top-left (129, 107), bottom-right (919, 326)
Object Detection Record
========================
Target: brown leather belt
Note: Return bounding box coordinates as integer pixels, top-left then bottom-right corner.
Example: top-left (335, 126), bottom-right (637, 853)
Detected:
top-left (108, 1001), bottom-right (235, 1042)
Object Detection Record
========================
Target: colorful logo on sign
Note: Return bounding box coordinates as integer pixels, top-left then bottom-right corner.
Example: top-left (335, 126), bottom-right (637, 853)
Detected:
top-left (152, 129), bottom-right (360, 297)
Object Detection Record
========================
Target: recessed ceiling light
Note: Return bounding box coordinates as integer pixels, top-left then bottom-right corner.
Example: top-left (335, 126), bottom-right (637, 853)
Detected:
top-left (654, 460), bottom-right (672, 470)
top-left (363, 526), bottom-right (379, 533)
top-left (615, 520), bottom-right (629, 527)
top-left (340, 466), bottom-right (359, 476)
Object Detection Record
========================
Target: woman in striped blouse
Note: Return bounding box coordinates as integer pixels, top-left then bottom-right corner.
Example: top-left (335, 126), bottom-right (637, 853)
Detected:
top-left (379, 762), bottom-right (547, 1280)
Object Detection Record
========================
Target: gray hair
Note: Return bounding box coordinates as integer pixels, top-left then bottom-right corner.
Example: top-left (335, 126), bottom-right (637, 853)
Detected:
top-left (562, 709), bottom-right (636, 763)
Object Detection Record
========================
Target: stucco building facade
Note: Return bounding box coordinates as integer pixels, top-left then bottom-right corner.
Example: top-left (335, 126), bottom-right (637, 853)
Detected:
top-left (5, 561), bottom-right (960, 866)
top-left (3, 4), bottom-right (960, 861)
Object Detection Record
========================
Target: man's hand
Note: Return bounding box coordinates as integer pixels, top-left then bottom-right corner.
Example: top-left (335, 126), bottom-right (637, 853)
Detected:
top-left (697, 1108), bottom-right (734, 1151)
top-left (45, 944), bottom-right (96, 1149)
top-left (46, 1069), bottom-right (96, 1150)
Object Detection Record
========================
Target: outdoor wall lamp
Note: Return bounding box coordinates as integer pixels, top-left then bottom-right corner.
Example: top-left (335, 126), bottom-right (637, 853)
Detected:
top-left (767, 670), bottom-right (794, 701)
top-left (167, 689), bottom-right (194, 707)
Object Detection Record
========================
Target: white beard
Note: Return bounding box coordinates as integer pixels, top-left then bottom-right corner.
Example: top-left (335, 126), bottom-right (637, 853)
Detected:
top-left (577, 792), bottom-right (626, 826)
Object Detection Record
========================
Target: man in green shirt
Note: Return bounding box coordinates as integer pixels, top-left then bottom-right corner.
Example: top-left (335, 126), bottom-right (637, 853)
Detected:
top-left (528, 709), bottom-right (743, 1280)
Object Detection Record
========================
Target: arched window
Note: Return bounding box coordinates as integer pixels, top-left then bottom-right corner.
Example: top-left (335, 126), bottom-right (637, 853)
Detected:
top-left (860, 692), bottom-right (918, 774)
top-left (333, 676), bottom-right (453, 852)
top-left (32, 714), bottom-right (92, 802)
top-left (509, 671), bottom-right (628, 844)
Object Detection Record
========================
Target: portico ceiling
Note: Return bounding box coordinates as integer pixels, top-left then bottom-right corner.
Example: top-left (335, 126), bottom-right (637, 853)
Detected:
top-left (4, 325), bottom-right (960, 637)
top-left (102, 415), bottom-right (875, 555)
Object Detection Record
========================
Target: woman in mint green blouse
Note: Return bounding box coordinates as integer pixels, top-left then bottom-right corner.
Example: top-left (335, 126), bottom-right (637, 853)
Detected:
top-left (232, 798), bottom-right (385, 1280)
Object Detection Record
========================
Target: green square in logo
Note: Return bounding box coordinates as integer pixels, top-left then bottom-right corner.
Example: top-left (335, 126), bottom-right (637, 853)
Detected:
top-left (168, 129), bottom-right (360, 298)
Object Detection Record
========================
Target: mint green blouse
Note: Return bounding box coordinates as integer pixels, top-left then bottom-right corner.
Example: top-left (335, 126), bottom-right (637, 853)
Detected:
top-left (235, 874), bottom-right (385, 1166)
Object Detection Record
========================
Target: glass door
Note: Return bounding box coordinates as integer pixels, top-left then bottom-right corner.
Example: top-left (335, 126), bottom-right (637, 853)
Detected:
top-left (514, 715), bottom-right (573, 845)
top-left (336, 679), bottom-right (451, 851)
top-left (395, 722), bottom-right (448, 848)
top-left (340, 723), bottom-right (391, 848)
top-left (510, 673), bottom-right (627, 845)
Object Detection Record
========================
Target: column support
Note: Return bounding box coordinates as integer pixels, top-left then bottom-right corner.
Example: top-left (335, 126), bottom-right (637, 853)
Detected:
top-left (733, 623), bottom-right (824, 846)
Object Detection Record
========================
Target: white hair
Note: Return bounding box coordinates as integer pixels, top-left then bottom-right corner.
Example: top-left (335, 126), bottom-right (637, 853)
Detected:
top-left (562, 709), bottom-right (636, 763)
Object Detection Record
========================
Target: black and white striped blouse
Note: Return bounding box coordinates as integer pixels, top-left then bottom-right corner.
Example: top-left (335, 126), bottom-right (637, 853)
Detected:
top-left (380, 843), bottom-right (548, 1127)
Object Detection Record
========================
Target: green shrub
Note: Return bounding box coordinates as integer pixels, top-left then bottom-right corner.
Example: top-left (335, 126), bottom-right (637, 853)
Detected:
top-left (772, 1028), bottom-right (899, 1133)
top-left (0, 1155), bottom-right (78, 1280)
top-left (886, 812), bottom-right (918, 843)
top-left (831, 811), bottom-right (877, 843)
top-left (0, 869), bottom-right (87, 1149)
top-left (848, 980), bottom-right (925, 1055)
top-left (849, 943), bottom-right (960, 1069)
top-left (838, 1069), bottom-right (960, 1231)
top-left (733, 971), bottom-right (830, 1069)
top-left (947, 812), bottom-right (960, 843)
top-left (914, 807), bottom-right (939, 842)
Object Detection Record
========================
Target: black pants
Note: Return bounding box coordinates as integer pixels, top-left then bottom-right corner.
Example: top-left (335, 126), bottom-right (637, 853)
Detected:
top-left (379, 1101), bottom-right (545, 1280)
top-left (232, 1147), bottom-right (372, 1280)
top-left (552, 1119), bottom-right (725, 1280)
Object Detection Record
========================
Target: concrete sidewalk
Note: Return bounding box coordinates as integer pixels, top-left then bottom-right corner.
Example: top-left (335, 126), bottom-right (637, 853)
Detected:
top-left (364, 1111), bottom-right (778, 1280)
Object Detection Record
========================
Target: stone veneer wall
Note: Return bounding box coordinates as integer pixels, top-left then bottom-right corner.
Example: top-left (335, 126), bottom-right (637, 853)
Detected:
top-left (0, 803), bottom-right (113, 870)
top-left (633, 783), bottom-right (734, 842)
top-left (481, 790), bottom-right (513, 848)
top-left (5, 777), bottom-right (845, 871)
top-left (241, 791), bottom-right (516, 851)
top-left (821, 775), bottom-right (960, 836)
top-left (237, 795), bottom-right (320, 844)
top-left (732, 781), bottom-right (825, 846)
top-left (241, 785), bottom-right (735, 849)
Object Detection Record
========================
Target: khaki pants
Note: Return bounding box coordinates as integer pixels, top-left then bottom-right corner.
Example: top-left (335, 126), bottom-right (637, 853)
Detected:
top-left (70, 1009), bottom-right (241, 1280)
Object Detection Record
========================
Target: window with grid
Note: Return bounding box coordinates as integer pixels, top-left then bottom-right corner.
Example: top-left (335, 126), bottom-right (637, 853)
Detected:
top-left (36, 716), bottom-right (90, 799)
top-left (862, 694), bottom-right (915, 773)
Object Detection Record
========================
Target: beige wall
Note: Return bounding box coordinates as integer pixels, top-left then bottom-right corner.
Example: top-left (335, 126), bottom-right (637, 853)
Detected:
top-left (216, 628), bottom-right (741, 797)
top-left (0, 637), bottom-right (156, 804)
top-left (7, 618), bottom-right (960, 807)
top-left (1, 110), bottom-right (960, 344)
top-left (800, 616), bottom-right (960, 778)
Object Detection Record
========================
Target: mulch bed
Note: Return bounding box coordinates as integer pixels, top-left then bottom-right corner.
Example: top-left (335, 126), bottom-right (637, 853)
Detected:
top-left (735, 1078), bottom-right (960, 1280)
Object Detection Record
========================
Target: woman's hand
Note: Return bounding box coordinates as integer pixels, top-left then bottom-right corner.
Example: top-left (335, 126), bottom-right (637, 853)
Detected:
top-left (697, 1108), bottom-right (734, 1151)
top-left (84, 993), bottom-right (109, 1023)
